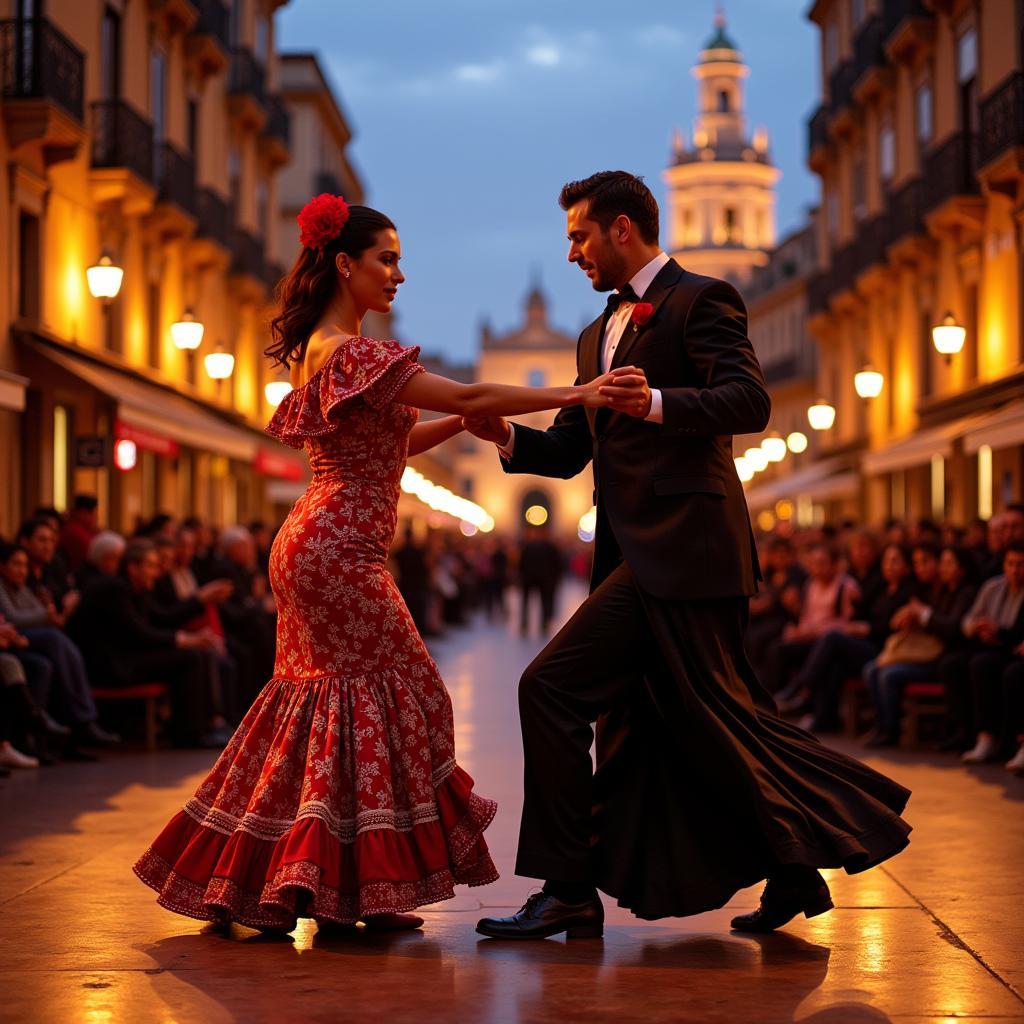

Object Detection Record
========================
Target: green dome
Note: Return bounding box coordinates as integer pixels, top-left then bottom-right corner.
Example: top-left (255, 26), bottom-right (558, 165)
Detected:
top-left (701, 15), bottom-right (740, 59)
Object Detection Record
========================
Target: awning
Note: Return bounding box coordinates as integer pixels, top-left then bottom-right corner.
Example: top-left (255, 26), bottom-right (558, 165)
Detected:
top-left (963, 401), bottom-right (1024, 454)
top-left (28, 339), bottom-right (259, 462)
top-left (0, 369), bottom-right (29, 412)
top-left (861, 413), bottom-right (989, 476)
top-left (744, 457), bottom-right (859, 509)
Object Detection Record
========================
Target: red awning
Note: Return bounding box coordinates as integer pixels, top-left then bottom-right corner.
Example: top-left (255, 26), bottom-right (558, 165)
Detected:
top-left (254, 446), bottom-right (305, 481)
top-left (115, 418), bottom-right (180, 458)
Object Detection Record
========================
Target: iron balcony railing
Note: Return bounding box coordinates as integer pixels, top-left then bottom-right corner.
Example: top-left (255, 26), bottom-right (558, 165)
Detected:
top-left (828, 59), bottom-right (857, 113)
top-left (229, 47), bottom-right (265, 102)
top-left (883, 0), bottom-right (932, 39)
top-left (196, 187), bottom-right (231, 248)
top-left (807, 269), bottom-right (833, 316)
top-left (887, 177), bottom-right (925, 244)
top-left (853, 13), bottom-right (887, 84)
top-left (230, 226), bottom-right (265, 281)
top-left (924, 132), bottom-right (979, 212)
top-left (155, 141), bottom-right (197, 216)
top-left (0, 17), bottom-right (84, 120)
top-left (979, 72), bottom-right (1024, 171)
top-left (314, 170), bottom-right (343, 196)
top-left (808, 104), bottom-right (829, 157)
top-left (263, 92), bottom-right (290, 147)
top-left (191, 0), bottom-right (229, 53)
top-left (91, 99), bottom-right (154, 183)
top-left (854, 214), bottom-right (888, 273)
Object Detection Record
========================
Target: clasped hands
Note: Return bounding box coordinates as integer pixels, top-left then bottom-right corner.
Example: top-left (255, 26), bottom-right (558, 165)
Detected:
top-left (462, 365), bottom-right (652, 444)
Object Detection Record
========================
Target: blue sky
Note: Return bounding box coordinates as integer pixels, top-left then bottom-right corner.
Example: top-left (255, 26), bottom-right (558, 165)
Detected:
top-left (277, 1), bottom-right (820, 364)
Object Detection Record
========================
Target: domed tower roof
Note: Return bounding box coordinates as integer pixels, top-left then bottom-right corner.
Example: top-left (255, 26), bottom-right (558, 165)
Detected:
top-left (699, 9), bottom-right (741, 63)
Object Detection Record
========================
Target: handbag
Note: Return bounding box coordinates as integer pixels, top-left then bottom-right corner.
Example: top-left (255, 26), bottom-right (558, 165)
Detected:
top-left (875, 630), bottom-right (943, 667)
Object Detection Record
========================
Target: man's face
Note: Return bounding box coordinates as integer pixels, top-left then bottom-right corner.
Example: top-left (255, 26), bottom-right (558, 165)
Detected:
top-left (808, 549), bottom-right (835, 582)
top-left (566, 202), bottom-right (628, 293)
top-left (912, 549), bottom-right (939, 585)
top-left (127, 551), bottom-right (161, 591)
top-left (24, 525), bottom-right (56, 565)
top-left (227, 538), bottom-right (255, 568)
top-left (1005, 510), bottom-right (1024, 544)
top-left (1004, 550), bottom-right (1024, 590)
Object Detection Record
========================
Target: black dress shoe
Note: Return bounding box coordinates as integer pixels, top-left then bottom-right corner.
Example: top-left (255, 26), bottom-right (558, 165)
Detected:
top-left (477, 891), bottom-right (604, 940)
top-left (77, 721), bottom-right (121, 746)
top-left (730, 875), bottom-right (833, 933)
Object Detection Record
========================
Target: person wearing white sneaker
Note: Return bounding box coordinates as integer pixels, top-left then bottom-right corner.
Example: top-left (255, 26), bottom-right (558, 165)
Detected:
top-left (961, 732), bottom-right (999, 764)
top-left (0, 739), bottom-right (39, 769)
top-left (1005, 742), bottom-right (1024, 773)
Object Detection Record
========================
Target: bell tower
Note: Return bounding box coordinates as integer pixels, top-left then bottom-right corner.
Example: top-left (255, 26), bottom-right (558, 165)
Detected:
top-left (663, 9), bottom-right (779, 285)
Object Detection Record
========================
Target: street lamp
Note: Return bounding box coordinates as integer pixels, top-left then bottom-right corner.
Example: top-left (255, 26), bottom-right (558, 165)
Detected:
top-left (265, 376), bottom-right (292, 406)
top-left (170, 308), bottom-right (204, 350)
top-left (735, 456), bottom-right (754, 482)
top-left (932, 311), bottom-right (966, 362)
top-left (761, 434), bottom-right (787, 463)
top-left (86, 251), bottom-right (124, 301)
top-left (744, 447), bottom-right (769, 472)
top-left (808, 399), bottom-right (836, 431)
top-left (854, 364), bottom-right (884, 399)
top-left (204, 344), bottom-right (235, 381)
top-left (787, 430), bottom-right (809, 454)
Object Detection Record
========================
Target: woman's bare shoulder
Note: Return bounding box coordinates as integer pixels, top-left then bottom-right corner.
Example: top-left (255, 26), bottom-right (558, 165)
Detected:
top-left (292, 334), bottom-right (358, 389)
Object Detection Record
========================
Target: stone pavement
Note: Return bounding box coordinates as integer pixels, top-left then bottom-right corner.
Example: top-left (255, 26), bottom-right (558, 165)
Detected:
top-left (1, 583), bottom-right (1022, 1023)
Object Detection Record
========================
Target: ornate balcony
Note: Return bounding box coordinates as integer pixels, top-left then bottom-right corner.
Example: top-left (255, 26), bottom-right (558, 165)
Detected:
top-left (852, 14), bottom-right (891, 102)
top-left (807, 269), bottom-right (833, 316)
top-left (149, 0), bottom-right (199, 36)
top-left (886, 177), bottom-right (926, 251)
top-left (229, 226), bottom-right (267, 297)
top-left (314, 170), bottom-right (343, 196)
top-left (90, 99), bottom-right (155, 209)
top-left (186, 186), bottom-right (231, 268)
top-left (828, 60), bottom-right (858, 132)
top-left (228, 47), bottom-right (267, 130)
top-left (153, 141), bottom-right (197, 233)
top-left (0, 17), bottom-right (85, 167)
top-left (831, 242), bottom-right (858, 298)
top-left (261, 93), bottom-right (291, 166)
top-left (186, 0), bottom-right (229, 78)
top-left (854, 215), bottom-right (888, 276)
top-left (923, 133), bottom-right (983, 236)
top-left (883, 0), bottom-right (934, 63)
top-left (808, 104), bottom-right (830, 171)
top-left (978, 72), bottom-right (1024, 195)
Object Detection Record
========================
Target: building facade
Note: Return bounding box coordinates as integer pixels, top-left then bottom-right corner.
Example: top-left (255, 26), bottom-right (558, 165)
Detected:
top-left (455, 286), bottom-right (593, 540)
top-left (663, 14), bottom-right (780, 286)
top-left (0, 0), bottom-right (310, 536)
top-left (804, 0), bottom-right (1024, 524)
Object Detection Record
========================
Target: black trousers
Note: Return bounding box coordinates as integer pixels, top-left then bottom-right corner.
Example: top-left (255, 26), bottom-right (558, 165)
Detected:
top-left (520, 580), bottom-right (556, 634)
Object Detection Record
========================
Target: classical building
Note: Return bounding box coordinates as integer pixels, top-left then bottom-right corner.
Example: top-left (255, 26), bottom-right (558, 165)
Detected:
top-left (805, 0), bottom-right (1024, 524)
top-left (0, 1), bottom-right (315, 534)
top-left (455, 285), bottom-right (593, 540)
top-left (663, 13), bottom-right (780, 286)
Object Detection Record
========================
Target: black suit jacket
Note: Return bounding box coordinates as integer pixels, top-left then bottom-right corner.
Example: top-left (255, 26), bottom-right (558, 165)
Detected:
top-left (502, 259), bottom-right (770, 601)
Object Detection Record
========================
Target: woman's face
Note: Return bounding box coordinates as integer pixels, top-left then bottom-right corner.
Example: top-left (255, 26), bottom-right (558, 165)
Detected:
top-left (1, 550), bottom-right (29, 588)
top-left (342, 228), bottom-right (405, 315)
top-left (912, 549), bottom-right (939, 586)
top-left (881, 545), bottom-right (909, 584)
top-left (939, 548), bottom-right (964, 585)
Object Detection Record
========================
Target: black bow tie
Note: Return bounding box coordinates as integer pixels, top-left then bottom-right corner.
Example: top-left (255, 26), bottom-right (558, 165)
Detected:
top-left (605, 285), bottom-right (640, 312)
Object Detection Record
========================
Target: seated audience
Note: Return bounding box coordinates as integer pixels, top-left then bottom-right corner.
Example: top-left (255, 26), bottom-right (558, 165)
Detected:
top-left (746, 536), bottom-right (808, 665)
top-left (18, 518), bottom-right (74, 609)
top-left (59, 494), bottom-right (100, 574)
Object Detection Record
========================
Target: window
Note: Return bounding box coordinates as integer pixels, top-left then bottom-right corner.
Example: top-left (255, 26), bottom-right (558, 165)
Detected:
top-left (53, 405), bottom-right (70, 512)
top-left (724, 207), bottom-right (738, 243)
top-left (229, 0), bottom-right (244, 47)
top-left (187, 98), bottom-right (198, 156)
top-left (852, 156), bottom-right (866, 221)
top-left (717, 89), bottom-right (730, 113)
top-left (527, 368), bottom-right (546, 387)
top-left (825, 17), bottom-right (839, 71)
top-left (18, 210), bottom-right (40, 320)
top-left (100, 7), bottom-right (120, 100)
top-left (255, 179), bottom-right (268, 239)
top-left (920, 310), bottom-right (933, 398)
top-left (228, 147), bottom-right (241, 222)
top-left (879, 119), bottom-right (895, 183)
top-left (147, 275), bottom-right (161, 369)
top-left (826, 189), bottom-right (839, 240)
top-left (150, 47), bottom-right (166, 183)
top-left (957, 26), bottom-right (979, 138)
top-left (254, 14), bottom-right (269, 63)
top-left (852, 0), bottom-right (865, 27)
top-left (915, 81), bottom-right (933, 156)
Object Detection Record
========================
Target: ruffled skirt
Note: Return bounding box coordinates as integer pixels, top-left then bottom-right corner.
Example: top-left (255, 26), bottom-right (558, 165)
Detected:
top-left (134, 665), bottom-right (498, 928)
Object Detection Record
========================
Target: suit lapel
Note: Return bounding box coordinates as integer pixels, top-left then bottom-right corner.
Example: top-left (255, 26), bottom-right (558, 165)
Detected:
top-left (610, 259), bottom-right (684, 370)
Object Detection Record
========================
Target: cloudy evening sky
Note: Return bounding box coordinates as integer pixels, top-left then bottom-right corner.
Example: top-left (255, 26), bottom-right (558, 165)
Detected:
top-left (277, 1), bottom-right (819, 364)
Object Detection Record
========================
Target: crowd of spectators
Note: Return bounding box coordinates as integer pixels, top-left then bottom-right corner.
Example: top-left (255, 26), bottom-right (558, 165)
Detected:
top-left (0, 495), bottom-right (278, 774)
top-left (749, 505), bottom-right (1024, 773)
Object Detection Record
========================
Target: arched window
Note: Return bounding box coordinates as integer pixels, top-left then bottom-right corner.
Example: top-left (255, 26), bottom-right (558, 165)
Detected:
top-left (527, 368), bottom-right (546, 387)
top-left (717, 89), bottom-right (730, 113)
top-left (724, 207), bottom-right (738, 243)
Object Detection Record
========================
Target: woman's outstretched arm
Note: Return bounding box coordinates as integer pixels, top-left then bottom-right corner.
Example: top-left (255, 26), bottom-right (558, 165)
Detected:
top-left (407, 415), bottom-right (464, 458)
top-left (395, 368), bottom-right (630, 418)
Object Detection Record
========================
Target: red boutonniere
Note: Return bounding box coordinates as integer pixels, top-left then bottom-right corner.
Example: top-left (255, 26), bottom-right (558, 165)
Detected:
top-left (630, 302), bottom-right (655, 331)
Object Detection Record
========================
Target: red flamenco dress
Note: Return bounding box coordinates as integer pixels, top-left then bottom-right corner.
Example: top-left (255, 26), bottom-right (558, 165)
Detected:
top-left (134, 338), bottom-right (498, 927)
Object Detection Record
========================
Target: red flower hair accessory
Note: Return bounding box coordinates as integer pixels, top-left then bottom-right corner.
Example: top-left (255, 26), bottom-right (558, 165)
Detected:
top-left (297, 193), bottom-right (351, 252)
top-left (630, 302), bottom-right (655, 329)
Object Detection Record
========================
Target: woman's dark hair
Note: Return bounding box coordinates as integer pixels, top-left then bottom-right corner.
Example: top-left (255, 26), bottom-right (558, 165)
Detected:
top-left (941, 545), bottom-right (975, 582)
top-left (558, 171), bottom-right (660, 245)
top-left (910, 542), bottom-right (941, 562)
top-left (0, 542), bottom-right (26, 566)
top-left (266, 205), bottom-right (396, 369)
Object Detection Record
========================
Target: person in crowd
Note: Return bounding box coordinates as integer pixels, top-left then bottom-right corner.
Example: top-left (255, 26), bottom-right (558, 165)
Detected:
top-left (845, 529), bottom-right (883, 609)
top-left (759, 544), bottom-right (859, 694)
top-left (210, 526), bottom-right (277, 690)
top-left (779, 543), bottom-right (915, 733)
top-left (954, 541), bottom-right (1024, 765)
top-left (17, 518), bottom-right (74, 608)
top-left (59, 495), bottom-right (100, 574)
top-left (76, 530), bottom-right (127, 592)
top-left (477, 539), bottom-right (510, 623)
top-left (963, 518), bottom-right (989, 562)
top-left (67, 538), bottom-right (233, 748)
top-left (393, 525), bottom-right (432, 634)
top-left (135, 514), bottom-right (176, 541)
top-left (248, 520), bottom-right (273, 576)
top-left (862, 545), bottom-right (977, 748)
top-left (517, 523), bottom-right (563, 637)
top-left (1002, 645), bottom-right (1024, 773)
top-left (0, 543), bottom-right (117, 753)
top-left (0, 617), bottom-right (61, 768)
top-left (746, 536), bottom-right (808, 666)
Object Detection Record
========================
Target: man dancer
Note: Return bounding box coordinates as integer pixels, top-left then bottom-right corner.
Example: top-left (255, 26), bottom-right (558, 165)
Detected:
top-left (471, 171), bottom-right (910, 940)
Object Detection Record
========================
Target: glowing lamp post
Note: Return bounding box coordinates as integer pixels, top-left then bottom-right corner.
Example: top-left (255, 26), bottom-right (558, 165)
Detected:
top-left (204, 346), bottom-right (235, 381)
top-left (86, 252), bottom-right (124, 301)
top-left (170, 308), bottom-right (204, 350)
top-left (761, 434), bottom-right (787, 463)
top-left (734, 456), bottom-right (754, 482)
top-left (744, 447), bottom-right (769, 473)
top-left (807, 399), bottom-right (836, 431)
top-left (932, 311), bottom-right (966, 363)
top-left (854, 364), bottom-right (884, 399)
top-left (265, 377), bottom-right (293, 407)
top-left (786, 431), bottom-right (809, 454)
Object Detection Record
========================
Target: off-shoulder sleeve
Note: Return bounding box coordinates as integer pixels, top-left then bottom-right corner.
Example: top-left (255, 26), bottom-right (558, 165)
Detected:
top-left (265, 337), bottom-right (425, 448)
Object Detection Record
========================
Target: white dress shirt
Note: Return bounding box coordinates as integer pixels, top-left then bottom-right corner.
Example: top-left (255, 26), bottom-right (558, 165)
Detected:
top-left (500, 251), bottom-right (670, 454)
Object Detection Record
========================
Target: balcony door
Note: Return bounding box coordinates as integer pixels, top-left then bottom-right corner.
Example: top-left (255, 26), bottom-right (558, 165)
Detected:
top-left (150, 47), bottom-right (166, 182)
top-left (100, 7), bottom-right (120, 101)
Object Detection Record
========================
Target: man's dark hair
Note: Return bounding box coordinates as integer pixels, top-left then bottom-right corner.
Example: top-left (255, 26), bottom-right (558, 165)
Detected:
top-left (1005, 540), bottom-right (1024, 557)
top-left (16, 517), bottom-right (55, 543)
top-left (766, 536), bottom-right (794, 552)
top-left (33, 505), bottom-right (61, 521)
top-left (123, 538), bottom-right (156, 567)
top-left (72, 494), bottom-right (98, 512)
top-left (558, 171), bottom-right (660, 245)
top-left (911, 542), bottom-right (941, 562)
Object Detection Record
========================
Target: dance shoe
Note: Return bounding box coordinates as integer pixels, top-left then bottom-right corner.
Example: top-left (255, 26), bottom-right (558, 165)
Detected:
top-left (0, 741), bottom-right (40, 769)
top-left (730, 873), bottom-right (833, 933)
top-left (362, 913), bottom-right (424, 932)
top-left (1004, 744), bottom-right (1024, 773)
top-left (961, 733), bottom-right (999, 764)
top-left (77, 721), bottom-right (121, 746)
top-left (476, 891), bottom-right (603, 940)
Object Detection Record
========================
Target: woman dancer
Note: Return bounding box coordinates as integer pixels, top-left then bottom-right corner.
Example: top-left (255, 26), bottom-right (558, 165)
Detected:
top-left (134, 194), bottom-right (622, 932)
